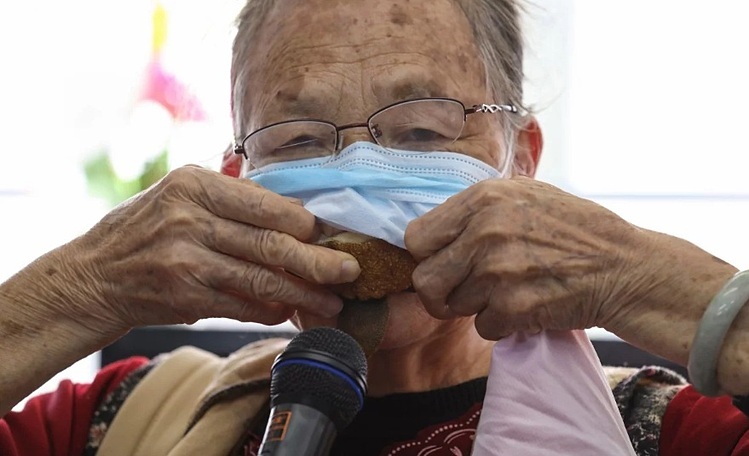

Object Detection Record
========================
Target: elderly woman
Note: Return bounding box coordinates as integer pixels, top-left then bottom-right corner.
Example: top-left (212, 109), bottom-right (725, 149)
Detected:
top-left (2, 0), bottom-right (749, 454)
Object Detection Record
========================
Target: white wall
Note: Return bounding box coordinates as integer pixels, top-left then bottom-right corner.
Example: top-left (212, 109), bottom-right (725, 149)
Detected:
top-left (524, 1), bottom-right (749, 270)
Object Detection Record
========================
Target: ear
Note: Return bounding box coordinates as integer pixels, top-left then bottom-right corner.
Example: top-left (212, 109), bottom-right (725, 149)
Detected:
top-left (511, 116), bottom-right (543, 178)
top-left (220, 144), bottom-right (242, 178)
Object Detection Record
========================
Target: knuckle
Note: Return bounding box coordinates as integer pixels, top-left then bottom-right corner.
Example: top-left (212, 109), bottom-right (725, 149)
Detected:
top-left (306, 256), bottom-right (332, 284)
top-left (307, 247), bottom-right (345, 284)
top-left (168, 209), bottom-right (197, 231)
top-left (254, 229), bottom-right (291, 265)
top-left (474, 179), bottom-right (494, 192)
top-left (246, 268), bottom-right (287, 303)
top-left (234, 300), bottom-right (258, 322)
top-left (513, 290), bottom-right (537, 315)
top-left (467, 181), bottom-right (502, 211)
top-left (530, 306), bottom-right (553, 332)
top-left (473, 182), bottom-right (493, 205)
top-left (150, 208), bottom-right (198, 243)
top-left (253, 191), bottom-right (269, 216)
top-left (412, 266), bottom-right (437, 295)
top-left (156, 167), bottom-right (215, 207)
top-left (248, 190), bottom-right (276, 221)
top-left (476, 261), bottom-right (503, 283)
top-left (162, 244), bottom-right (191, 272)
top-left (195, 216), bottom-right (217, 246)
top-left (447, 302), bottom-right (475, 317)
top-left (501, 289), bottom-right (535, 319)
top-left (161, 166), bottom-right (199, 192)
top-left (403, 219), bottom-right (421, 245)
top-left (308, 269), bottom-right (328, 286)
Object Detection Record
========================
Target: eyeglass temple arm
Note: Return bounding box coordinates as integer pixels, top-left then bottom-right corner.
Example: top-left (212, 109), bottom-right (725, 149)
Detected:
top-left (233, 142), bottom-right (247, 158)
top-left (465, 103), bottom-right (519, 115)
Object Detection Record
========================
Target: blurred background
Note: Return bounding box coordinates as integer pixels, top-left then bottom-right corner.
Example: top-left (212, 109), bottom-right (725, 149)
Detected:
top-left (2, 0), bottom-right (748, 407)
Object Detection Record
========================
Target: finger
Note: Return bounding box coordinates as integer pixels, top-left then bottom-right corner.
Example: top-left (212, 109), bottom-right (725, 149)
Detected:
top-left (411, 229), bottom-right (480, 317)
top-left (474, 310), bottom-right (542, 340)
top-left (472, 286), bottom-right (546, 340)
top-left (120, 284), bottom-right (295, 327)
top-left (444, 274), bottom-right (494, 317)
top-left (199, 292), bottom-right (296, 325)
top-left (474, 307), bottom-right (514, 341)
top-left (162, 166), bottom-right (318, 241)
top-left (285, 197), bottom-right (305, 206)
top-left (471, 283), bottom-right (519, 341)
top-left (405, 181), bottom-right (495, 261)
top-left (205, 218), bottom-right (361, 284)
top-left (207, 253), bottom-right (343, 317)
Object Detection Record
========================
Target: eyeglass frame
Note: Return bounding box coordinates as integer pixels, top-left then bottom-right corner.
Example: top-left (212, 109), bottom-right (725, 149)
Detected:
top-left (232, 97), bottom-right (520, 160)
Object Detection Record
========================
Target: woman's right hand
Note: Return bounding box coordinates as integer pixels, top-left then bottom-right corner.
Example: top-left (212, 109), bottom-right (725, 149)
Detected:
top-left (42, 165), bottom-right (360, 335)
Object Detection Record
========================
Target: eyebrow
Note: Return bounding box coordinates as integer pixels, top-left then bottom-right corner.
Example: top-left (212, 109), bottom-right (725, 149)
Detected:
top-left (270, 77), bottom-right (450, 121)
top-left (385, 79), bottom-right (448, 103)
top-left (274, 91), bottom-right (331, 119)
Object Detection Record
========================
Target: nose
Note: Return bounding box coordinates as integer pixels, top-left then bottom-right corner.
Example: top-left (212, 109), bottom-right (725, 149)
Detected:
top-left (336, 123), bottom-right (375, 150)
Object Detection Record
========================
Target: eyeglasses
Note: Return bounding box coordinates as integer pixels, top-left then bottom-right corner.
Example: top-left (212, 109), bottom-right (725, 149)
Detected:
top-left (233, 97), bottom-right (519, 168)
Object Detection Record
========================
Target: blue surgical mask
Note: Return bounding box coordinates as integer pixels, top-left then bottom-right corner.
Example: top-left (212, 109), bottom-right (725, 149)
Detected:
top-left (245, 141), bottom-right (503, 248)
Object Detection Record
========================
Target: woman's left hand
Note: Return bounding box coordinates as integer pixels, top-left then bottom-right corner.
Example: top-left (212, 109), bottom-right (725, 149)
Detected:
top-left (404, 177), bottom-right (649, 340)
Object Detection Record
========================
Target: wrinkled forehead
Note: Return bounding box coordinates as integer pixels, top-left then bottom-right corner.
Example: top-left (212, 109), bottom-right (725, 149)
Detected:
top-left (239, 0), bottom-right (487, 126)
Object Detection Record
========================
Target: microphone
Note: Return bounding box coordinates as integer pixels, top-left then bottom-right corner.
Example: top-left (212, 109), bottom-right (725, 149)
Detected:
top-left (258, 327), bottom-right (368, 456)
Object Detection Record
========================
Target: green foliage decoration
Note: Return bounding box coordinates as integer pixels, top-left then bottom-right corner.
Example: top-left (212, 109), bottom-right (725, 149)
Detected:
top-left (84, 150), bottom-right (169, 207)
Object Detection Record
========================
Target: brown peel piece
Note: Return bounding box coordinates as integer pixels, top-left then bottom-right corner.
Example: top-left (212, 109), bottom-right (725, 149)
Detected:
top-left (318, 234), bottom-right (416, 300)
top-left (338, 298), bottom-right (389, 358)
top-left (317, 232), bottom-right (409, 355)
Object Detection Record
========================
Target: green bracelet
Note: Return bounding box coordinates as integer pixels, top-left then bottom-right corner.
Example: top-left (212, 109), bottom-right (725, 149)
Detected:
top-left (688, 270), bottom-right (749, 397)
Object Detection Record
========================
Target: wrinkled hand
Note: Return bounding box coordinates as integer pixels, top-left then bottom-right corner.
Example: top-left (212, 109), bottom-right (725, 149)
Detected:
top-left (59, 165), bottom-right (359, 333)
top-left (405, 177), bottom-right (647, 340)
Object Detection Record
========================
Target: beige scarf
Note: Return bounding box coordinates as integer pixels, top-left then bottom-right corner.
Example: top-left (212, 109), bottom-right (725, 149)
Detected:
top-left (97, 337), bottom-right (289, 456)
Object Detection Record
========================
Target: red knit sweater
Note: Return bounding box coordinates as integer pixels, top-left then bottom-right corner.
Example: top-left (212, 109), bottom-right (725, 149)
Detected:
top-left (0, 357), bottom-right (148, 456)
top-left (2, 358), bottom-right (749, 455)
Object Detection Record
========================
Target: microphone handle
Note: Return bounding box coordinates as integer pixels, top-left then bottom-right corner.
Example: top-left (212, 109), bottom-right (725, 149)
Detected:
top-left (258, 403), bottom-right (337, 456)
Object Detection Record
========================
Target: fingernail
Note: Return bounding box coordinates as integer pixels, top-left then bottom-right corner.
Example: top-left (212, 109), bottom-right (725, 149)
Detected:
top-left (341, 260), bottom-right (361, 282)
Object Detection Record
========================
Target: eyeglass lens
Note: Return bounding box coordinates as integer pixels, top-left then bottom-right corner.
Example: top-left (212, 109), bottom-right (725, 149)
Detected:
top-left (243, 98), bottom-right (467, 167)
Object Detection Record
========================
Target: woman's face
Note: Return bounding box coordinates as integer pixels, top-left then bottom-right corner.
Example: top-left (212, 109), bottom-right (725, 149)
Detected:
top-left (238, 0), bottom-right (513, 349)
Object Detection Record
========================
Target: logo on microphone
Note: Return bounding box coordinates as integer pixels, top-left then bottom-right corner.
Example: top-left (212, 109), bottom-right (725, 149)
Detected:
top-left (264, 410), bottom-right (292, 442)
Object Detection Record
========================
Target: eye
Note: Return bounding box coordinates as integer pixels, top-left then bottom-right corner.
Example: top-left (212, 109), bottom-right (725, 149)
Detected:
top-left (277, 135), bottom-right (325, 150)
top-left (403, 128), bottom-right (442, 142)
top-left (384, 123), bottom-right (455, 151)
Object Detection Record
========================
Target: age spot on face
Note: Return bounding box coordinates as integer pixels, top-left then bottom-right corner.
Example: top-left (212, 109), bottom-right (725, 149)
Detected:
top-left (389, 3), bottom-right (413, 26)
top-left (457, 53), bottom-right (469, 74)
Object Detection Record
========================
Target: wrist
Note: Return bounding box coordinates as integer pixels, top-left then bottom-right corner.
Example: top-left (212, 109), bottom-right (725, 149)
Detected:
top-left (601, 229), bottom-right (737, 366)
top-left (688, 270), bottom-right (749, 396)
top-left (713, 280), bottom-right (749, 396)
top-left (0, 246), bottom-right (127, 415)
top-left (594, 228), bottom-right (670, 333)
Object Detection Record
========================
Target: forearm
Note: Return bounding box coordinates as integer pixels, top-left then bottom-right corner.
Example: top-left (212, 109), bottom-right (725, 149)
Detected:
top-left (0, 245), bottom-right (126, 416)
top-left (604, 230), bottom-right (741, 388)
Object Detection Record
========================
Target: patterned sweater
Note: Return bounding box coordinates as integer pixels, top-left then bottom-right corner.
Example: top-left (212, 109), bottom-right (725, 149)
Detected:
top-left (89, 362), bottom-right (688, 455)
top-left (3, 353), bottom-right (749, 455)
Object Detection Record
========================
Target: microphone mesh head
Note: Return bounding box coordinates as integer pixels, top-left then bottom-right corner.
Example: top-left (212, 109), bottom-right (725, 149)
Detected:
top-left (271, 327), bottom-right (367, 430)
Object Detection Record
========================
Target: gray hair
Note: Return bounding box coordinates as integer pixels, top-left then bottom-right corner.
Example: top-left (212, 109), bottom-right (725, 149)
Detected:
top-left (231, 0), bottom-right (527, 168)
top-left (453, 0), bottom-right (526, 128)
